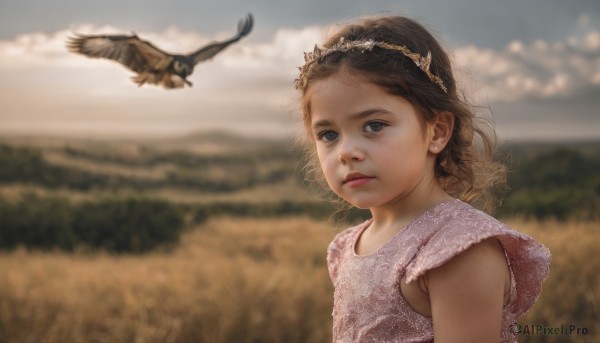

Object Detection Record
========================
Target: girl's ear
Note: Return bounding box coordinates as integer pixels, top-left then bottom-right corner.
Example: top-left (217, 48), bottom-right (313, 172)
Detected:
top-left (428, 112), bottom-right (454, 154)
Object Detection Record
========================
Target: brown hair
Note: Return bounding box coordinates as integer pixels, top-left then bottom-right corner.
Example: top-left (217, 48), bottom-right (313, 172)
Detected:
top-left (297, 16), bottom-right (506, 213)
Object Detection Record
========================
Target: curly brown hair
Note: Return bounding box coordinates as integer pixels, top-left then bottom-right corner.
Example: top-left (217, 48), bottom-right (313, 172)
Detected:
top-left (297, 15), bottom-right (506, 213)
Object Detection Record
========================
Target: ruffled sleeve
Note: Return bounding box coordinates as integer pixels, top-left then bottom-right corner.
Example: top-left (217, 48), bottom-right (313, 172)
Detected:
top-left (404, 207), bottom-right (551, 317)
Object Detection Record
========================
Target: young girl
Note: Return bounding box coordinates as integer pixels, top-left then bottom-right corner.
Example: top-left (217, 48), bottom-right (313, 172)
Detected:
top-left (294, 16), bottom-right (551, 342)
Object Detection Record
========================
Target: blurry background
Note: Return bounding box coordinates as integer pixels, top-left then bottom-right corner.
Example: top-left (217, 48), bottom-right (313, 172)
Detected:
top-left (0, 1), bottom-right (598, 342)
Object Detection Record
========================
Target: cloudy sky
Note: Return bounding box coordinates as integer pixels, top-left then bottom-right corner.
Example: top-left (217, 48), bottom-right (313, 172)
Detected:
top-left (1, 0), bottom-right (599, 141)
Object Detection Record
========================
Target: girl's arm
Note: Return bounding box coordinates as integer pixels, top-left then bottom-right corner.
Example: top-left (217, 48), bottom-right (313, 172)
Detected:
top-left (427, 238), bottom-right (510, 343)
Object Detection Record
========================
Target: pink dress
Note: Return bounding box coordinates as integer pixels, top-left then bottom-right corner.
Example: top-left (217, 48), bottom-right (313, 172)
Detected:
top-left (327, 199), bottom-right (551, 343)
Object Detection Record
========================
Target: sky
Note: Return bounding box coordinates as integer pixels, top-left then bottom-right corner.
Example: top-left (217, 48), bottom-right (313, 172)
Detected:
top-left (0, 0), bottom-right (599, 141)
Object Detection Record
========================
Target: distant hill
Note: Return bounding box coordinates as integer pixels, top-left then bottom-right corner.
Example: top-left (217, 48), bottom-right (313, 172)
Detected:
top-left (0, 133), bottom-right (598, 221)
top-left (497, 140), bottom-right (600, 220)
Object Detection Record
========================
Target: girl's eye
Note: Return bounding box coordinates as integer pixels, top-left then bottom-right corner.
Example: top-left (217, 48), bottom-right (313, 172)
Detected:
top-left (317, 130), bottom-right (339, 142)
top-left (364, 121), bottom-right (387, 132)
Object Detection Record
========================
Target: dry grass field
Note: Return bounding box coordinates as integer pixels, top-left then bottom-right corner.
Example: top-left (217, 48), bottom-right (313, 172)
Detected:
top-left (0, 217), bottom-right (597, 343)
top-left (516, 220), bottom-right (599, 343)
top-left (0, 217), bottom-right (336, 343)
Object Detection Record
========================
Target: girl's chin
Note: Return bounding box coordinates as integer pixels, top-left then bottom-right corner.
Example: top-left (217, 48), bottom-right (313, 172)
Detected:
top-left (335, 191), bottom-right (385, 210)
top-left (342, 198), bottom-right (379, 210)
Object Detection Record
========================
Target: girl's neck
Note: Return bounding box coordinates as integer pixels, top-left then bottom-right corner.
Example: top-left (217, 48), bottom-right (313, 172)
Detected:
top-left (368, 182), bottom-right (453, 233)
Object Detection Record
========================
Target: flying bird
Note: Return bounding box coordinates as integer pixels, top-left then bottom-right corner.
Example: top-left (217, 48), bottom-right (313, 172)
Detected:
top-left (66, 13), bottom-right (254, 89)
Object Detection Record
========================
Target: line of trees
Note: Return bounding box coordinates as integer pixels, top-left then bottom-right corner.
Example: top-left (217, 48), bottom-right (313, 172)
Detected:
top-left (497, 148), bottom-right (600, 220)
top-left (0, 194), bottom-right (371, 254)
top-left (0, 195), bottom-right (185, 253)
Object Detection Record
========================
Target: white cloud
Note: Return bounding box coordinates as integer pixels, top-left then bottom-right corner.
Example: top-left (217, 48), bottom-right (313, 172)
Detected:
top-left (0, 24), bottom-right (327, 138)
top-left (0, 23), bottom-right (324, 85)
top-left (453, 29), bottom-right (600, 102)
top-left (0, 24), bottom-right (248, 69)
top-left (6, 21), bottom-right (597, 104)
top-left (0, 22), bottom-right (598, 139)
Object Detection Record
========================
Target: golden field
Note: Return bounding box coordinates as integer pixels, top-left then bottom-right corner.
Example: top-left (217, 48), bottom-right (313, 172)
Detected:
top-left (0, 217), bottom-right (597, 343)
top-left (0, 217), bottom-right (336, 343)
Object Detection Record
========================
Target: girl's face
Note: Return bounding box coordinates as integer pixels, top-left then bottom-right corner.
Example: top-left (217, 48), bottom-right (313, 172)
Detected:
top-left (308, 72), bottom-right (439, 210)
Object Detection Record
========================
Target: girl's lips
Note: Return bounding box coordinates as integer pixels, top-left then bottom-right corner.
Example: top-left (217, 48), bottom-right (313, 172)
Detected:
top-left (344, 177), bottom-right (374, 188)
top-left (343, 173), bottom-right (374, 187)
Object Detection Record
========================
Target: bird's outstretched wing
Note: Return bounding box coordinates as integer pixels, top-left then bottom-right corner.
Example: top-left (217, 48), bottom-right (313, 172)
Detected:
top-left (189, 13), bottom-right (253, 65)
top-left (66, 34), bottom-right (174, 73)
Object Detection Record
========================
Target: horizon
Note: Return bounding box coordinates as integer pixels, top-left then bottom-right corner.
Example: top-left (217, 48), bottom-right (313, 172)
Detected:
top-left (2, 128), bottom-right (600, 145)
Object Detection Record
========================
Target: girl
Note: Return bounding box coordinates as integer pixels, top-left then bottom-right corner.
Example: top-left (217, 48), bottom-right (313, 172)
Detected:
top-left (294, 16), bottom-right (551, 342)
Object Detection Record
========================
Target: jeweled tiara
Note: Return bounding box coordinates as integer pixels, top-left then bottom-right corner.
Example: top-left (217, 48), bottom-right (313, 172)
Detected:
top-left (294, 37), bottom-right (448, 93)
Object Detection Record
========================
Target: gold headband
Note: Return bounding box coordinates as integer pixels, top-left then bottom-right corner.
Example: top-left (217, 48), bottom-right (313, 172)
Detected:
top-left (294, 38), bottom-right (448, 93)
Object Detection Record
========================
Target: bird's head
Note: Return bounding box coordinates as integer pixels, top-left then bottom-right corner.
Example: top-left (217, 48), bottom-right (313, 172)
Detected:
top-left (173, 58), bottom-right (193, 77)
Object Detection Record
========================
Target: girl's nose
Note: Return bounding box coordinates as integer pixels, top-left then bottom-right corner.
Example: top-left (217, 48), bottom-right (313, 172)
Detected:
top-left (337, 139), bottom-right (365, 164)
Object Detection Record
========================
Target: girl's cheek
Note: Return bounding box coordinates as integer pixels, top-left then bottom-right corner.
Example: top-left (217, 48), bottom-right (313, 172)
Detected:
top-left (315, 145), bottom-right (328, 164)
top-left (319, 158), bottom-right (331, 176)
